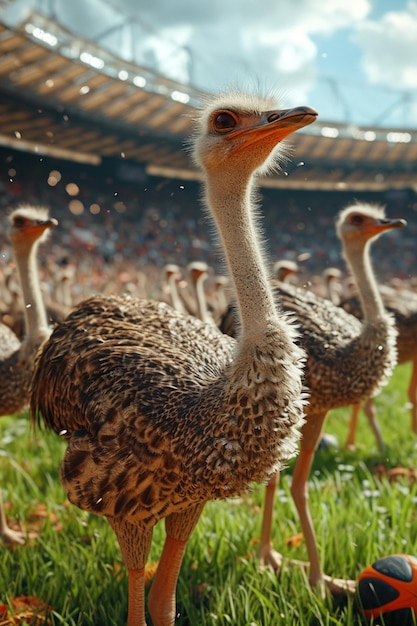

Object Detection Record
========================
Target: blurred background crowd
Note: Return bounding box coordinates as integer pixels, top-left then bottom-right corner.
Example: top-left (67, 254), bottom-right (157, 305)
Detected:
top-left (1, 146), bottom-right (416, 317)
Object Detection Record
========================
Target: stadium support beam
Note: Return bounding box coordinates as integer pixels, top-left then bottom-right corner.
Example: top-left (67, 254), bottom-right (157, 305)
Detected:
top-left (0, 132), bottom-right (102, 165)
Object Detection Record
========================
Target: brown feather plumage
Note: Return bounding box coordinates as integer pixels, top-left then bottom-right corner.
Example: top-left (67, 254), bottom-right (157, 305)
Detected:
top-left (31, 294), bottom-right (306, 522)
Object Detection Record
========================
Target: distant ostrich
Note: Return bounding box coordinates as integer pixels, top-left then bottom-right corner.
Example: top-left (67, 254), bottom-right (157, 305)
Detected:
top-left (322, 266), bottom-right (343, 305)
top-left (163, 264), bottom-right (188, 315)
top-left (212, 274), bottom-right (230, 321)
top-left (0, 206), bottom-right (57, 544)
top-left (186, 260), bottom-right (214, 324)
top-left (30, 92), bottom-right (316, 626)
top-left (273, 259), bottom-right (299, 283)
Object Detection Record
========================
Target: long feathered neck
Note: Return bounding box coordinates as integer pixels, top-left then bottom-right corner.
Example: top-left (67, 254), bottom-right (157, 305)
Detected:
top-left (13, 239), bottom-right (49, 344)
top-left (194, 277), bottom-right (212, 325)
top-left (342, 238), bottom-right (385, 321)
top-left (167, 274), bottom-right (184, 314)
top-left (205, 171), bottom-right (278, 339)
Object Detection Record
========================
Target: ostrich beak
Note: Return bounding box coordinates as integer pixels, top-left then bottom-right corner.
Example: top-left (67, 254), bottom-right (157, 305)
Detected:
top-left (368, 218), bottom-right (407, 235)
top-left (25, 217), bottom-right (58, 237)
top-left (229, 106), bottom-right (318, 154)
top-left (30, 217), bottom-right (59, 234)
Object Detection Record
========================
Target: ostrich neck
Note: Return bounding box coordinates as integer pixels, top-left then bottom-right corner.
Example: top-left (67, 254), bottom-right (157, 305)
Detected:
top-left (61, 279), bottom-right (72, 308)
top-left (327, 280), bottom-right (340, 306)
top-left (14, 241), bottom-right (49, 343)
top-left (206, 174), bottom-right (277, 336)
top-left (194, 278), bottom-right (211, 324)
top-left (167, 276), bottom-right (183, 313)
top-left (343, 240), bottom-right (385, 320)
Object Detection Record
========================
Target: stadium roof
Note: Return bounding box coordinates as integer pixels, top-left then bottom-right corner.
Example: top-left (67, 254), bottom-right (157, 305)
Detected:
top-left (0, 13), bottom-right (416, 192)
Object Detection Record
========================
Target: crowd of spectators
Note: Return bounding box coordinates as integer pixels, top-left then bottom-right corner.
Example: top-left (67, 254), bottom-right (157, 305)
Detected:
top-left (1, 146), bottom-right (417, 304)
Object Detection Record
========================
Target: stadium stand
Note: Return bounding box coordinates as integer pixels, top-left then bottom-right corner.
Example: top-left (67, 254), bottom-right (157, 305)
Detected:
top-left (0, 12), bottom-right (416, 293)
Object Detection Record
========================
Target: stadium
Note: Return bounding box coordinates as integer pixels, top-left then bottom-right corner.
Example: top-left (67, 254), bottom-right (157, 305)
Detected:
top-left (1, 1), bottom-right (417, 283)
top-left (1, 3), bottom-right (417, 625)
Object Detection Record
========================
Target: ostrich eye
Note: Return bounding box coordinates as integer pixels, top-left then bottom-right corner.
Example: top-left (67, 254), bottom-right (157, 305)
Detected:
top-left (351, 214), bottom-right (363, 224)
top-left (13, 217), bottom-right (26, 227)
top-left (213, 112), bottom-right (237, 132)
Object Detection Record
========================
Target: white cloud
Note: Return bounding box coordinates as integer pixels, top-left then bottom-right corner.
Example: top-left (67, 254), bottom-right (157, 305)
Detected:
top-left (7, 0), bottom-right (371, 96)
top-left (123, 0), bottom-right (371, 102)
top-left (238, 27), bottom-right (318, 103)
top-left (281, 0), bottom-right (370, 34)
top-left (121, 0), bottom-right (370, 33)
top-left (355, 1), bottom-right (417, 89)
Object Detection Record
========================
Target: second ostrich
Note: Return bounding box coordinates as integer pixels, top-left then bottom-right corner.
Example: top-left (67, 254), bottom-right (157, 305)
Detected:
top-left (262, 204), bottom-right (404, 594)
top-left (30, 92), bottom-right (316, 626)
top-left (0, 206), bottom-right (57, 544)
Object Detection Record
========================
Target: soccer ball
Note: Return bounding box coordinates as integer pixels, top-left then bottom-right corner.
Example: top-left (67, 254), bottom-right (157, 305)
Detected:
top-left (356, 554), bottom-right (417, 625)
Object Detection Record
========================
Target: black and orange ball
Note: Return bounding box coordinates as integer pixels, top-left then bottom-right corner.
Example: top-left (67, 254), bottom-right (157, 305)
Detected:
top-left (356, 554), bottom-right (417, 625)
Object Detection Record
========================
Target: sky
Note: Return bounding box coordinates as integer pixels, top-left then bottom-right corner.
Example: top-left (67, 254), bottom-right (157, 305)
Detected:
top-left (4, 0), bottom-right (417, 128)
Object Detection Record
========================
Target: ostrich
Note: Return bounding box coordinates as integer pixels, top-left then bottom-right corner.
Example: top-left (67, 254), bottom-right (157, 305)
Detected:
top-left (211, 274), bottom-right (230, 322)
top-left (220, 202), bottom-right (404, 594)
top-left (163, 264), bottom-right (187, 315)
top-left (322, 266), bottom-right (343, 305)
top-left (273, 259), bottom-right (299, 283)
top-left (0, 206), bottom-right (57, 544)
top-left (30, 92), bottom-right (317, 626)
top-left (186, 260), bottom-right (214, 324)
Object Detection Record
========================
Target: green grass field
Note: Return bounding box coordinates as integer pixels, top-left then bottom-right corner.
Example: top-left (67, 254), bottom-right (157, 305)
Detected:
top-left (1, 362), bottom-right (417, 625)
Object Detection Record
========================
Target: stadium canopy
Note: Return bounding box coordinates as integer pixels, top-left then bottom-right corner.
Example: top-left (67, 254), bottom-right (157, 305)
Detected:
top-left (0, 12), bottom-right (416, 192)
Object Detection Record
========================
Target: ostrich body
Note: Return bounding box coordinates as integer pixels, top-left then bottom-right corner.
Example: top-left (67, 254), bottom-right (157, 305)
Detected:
top-left (221, 203), bottom-right (404, 593)
top-left (30, 92), bottom-right (317, 626)
top-left (0, 206), bottom-right (57, 544)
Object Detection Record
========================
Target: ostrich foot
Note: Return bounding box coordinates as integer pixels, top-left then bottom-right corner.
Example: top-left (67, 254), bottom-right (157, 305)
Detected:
top-left (345, 441), bottom-right (357, 451)
top-left (299, 568), bottom-right (355, 599)
top-left (323, 574), bottom-right (357, 596)
top-left (259, 545), bottom-right (310, 574)
top-left (1, 525), bottom-right (27, 545)
top-left (259, 546), bottom-right (356, 597)
top-left (306, 571), bottom-right (357, 598)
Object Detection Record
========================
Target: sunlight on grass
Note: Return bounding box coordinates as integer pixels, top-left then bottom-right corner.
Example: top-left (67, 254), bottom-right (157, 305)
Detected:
top-left (0, 363), bottom-right (416, 624)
